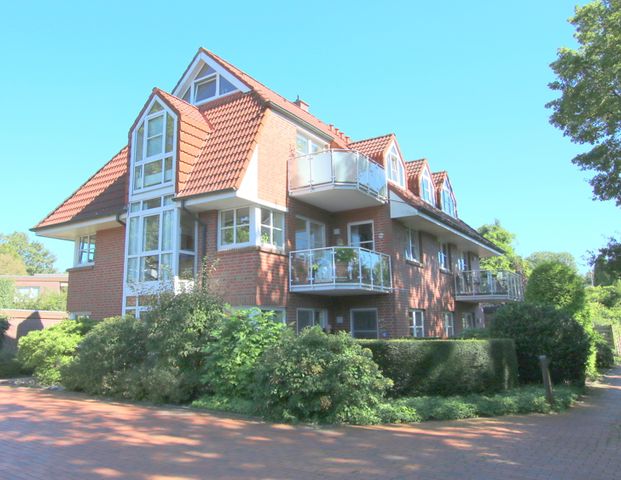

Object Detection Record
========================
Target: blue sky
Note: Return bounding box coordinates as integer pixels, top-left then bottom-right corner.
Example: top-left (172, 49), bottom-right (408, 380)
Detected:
top-left (0, 0), bottom-right (617, 273)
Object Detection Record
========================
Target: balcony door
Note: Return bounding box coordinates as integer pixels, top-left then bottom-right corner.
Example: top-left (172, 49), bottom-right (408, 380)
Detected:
top-left (348, 221), bottom-right (374, 250)
top-left (351, 309), bottom-right (379, 339)
top-left (295, 217), bottom-right (326, 251)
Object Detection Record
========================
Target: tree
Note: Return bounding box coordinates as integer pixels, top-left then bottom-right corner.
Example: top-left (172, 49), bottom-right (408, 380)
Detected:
top-left (0, 251), bottom-right (27, 275)
top-left (590, 237), bottom-right (621, 285)
top-left (0, 232), bottom-right (56, 275)
top-left (477, 220), bottom-right (529, 275)
top-left (526, 251), bottom-right (577, 271)
top-left (547, 0), bottom-right (621, 205)
top-left (525, 261), bottom-right (587, 316)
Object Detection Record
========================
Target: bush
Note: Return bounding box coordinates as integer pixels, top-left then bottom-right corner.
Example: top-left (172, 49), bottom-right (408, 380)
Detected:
top-left (202, 309), bottom-right (285, 398)
top-left (14, 290), bottom-right (67, 311)
top-left (0, 315), bottom-right (9, 348)
top-left (253, 327), bottom-right (392, 424)
top-left (490, 303), bottom-right (592, 385)
top-left (360, 339), bottom-right (518, 397)
top-left (595, 335), bottom-right (615, 370)
top-left (0, 351), bottom-right (29, 378)
top-left (459, 327), bottom-right (489, 339)
top-left (0, 280), bottom-right (14, 308)
top-left (17, 318), bottom-right (93, 385)
top-left (525, 261), bottom-right (586, 316)
top-left (61, 316), bottom-right (147, 396)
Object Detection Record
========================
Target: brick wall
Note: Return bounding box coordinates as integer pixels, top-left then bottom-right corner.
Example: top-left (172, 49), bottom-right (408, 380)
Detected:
top-left (67, 226), bottom-right (125, 320)
top-left (0, 309), bottom-right (66, 354)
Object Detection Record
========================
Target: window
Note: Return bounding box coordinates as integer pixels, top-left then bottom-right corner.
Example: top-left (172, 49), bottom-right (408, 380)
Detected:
top-left (260, 308), bottom-right (286, 324)
top-left (76, 235), bottom-right (96, 265)
top-left (132, 101), bottom-right (175, 192)
top-left (386, 145), bottom-right (405, 188)
top-left (462, 312), bottom-right (476, 330)
top-left (295, 132), bottom-right (325, 156)
top-left (441, 183), bottom-right (457, 217)
top-left (219, 207), bottom-right (251, 247)
top-left (260, 208), bottom-right (285, 249)
top-left (420, 169), bottom-right (435, 205)
top-left (349, 221), bottom-right (374, 250)
top-left (438, 242), bottom-right (451, 271)
top-left (444, 312), bottom-right (455, 337)
top-left (15, 286), bottom-right (40, 299)
top-left (297, 308), bottom-right (327, 333)
top-left (181, 63), bottom-right (238, 105)
top-left (410, 310), bottom-right (425, 337)
top-left (178, 210), bottom-right (196, 280)
top-left (351, 309), bottom-right (378, 339)
top-left (457, 252), bottom-right (471, 272)
top-left (295, 217), bottom-right (325, 250)
top-left (405, 228), bottom-right (420, 262)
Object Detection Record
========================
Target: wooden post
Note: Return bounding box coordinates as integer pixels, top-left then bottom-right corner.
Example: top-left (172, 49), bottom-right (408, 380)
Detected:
top-left (539, 355), bottom-right (555, 406)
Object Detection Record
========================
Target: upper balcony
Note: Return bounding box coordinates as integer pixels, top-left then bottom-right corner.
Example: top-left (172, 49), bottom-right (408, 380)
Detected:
top-left (289, 149), bottom-right (388, 212)
top-left (455, 270), bottom-right (524, 303)
top-left (289, 246), bottom-right (392, 295)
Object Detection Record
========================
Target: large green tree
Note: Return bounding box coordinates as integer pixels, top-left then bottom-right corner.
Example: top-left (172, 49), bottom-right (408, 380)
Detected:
top-left (0, 251), bottom-right (28, 275)
top-left (477, 220), bottom-right (529, 275)
top-left (526, 251), bottom-right (577, 271)
top-left (0, 232), bottom-right (56, 275)
top-left (525, 261), bottom-right (587, 316)
top-left (547, 0), bottom-right (621, 205)
top-left (590, 237), bottom-right (621, 285)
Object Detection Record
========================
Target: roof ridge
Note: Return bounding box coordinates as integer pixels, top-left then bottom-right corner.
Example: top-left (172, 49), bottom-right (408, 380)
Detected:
top-left (348, 133), bottom-right (394, 145)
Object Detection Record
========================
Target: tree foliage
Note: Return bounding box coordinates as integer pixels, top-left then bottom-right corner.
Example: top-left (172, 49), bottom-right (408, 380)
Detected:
top-left (526, 251), bottom-right (577, 271)
top-left (477, 220), bottom-right (528, 275)
top-left (525, 261), bottom-right (587, 316)
top-left (590, 237), bottom-right (621, 285)
top-left (0, 232), bottom-right (56, 275)
top-left (547, 0), bottom-right (621, 205)
top-left (0, 252), bottom-right (27, 275)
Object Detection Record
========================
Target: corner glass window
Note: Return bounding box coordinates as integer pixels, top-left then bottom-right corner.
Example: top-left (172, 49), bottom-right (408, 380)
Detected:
top-left (77, 235), bottom-right (96, 265)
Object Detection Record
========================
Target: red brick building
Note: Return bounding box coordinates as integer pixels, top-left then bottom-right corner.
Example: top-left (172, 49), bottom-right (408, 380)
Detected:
top-left (32, 48), bottom-right (522, 338)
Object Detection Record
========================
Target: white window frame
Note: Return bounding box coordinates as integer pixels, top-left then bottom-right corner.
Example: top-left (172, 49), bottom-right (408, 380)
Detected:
top-left (15, 286), bottom-right (40, 300)
top-left (441, 182), bottom-right (457, 217)
top-left (462, 312), bottom-right (476, 330)
top-left (182, 64), bottom-right (240, 106)
top-left (350, 308), bottom-right (379, 339)
top-left (294, 216), bottom-right (326, 250)
top-left (405, 228), bottom-right (420, 263)
top-left (75, 234), bottom-right (96, 266)
top-left (295, 131), bottom-right (327, 157)
top-left (259, 208), bottom-right (285, 250)
top-left (129, 99), bottom-right (177, 197)
top-left (218, 207), bottom-right (253, 250)
top-left (457, 252), bottom-right (471, 272)
top-left (296, 308), bottom-right (327, 333)
top-left (438, 242), bottom-right (451, 271)
top-left (410, 309), bottom-right (425, 338)
top-left (444, 312), bottom-right (455, 337)
top-left (386, 145), bottom-right (405, 188)
top-left (420, 168), bottom-right (435, 205)
top-left (348, 220), bottom-right (375, 250)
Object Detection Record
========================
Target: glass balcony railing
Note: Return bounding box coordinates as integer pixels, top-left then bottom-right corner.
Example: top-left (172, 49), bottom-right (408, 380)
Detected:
top-left (455, 270), bottom-right (524, 302)
top-left (289, 246), bottom-right (392, 294)
top-left (289, 149), bottom-right (388, 202)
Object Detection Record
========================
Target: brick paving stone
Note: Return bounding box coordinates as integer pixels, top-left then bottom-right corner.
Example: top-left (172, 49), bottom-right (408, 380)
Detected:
top-left (1, 368), bottom-right (621, 479)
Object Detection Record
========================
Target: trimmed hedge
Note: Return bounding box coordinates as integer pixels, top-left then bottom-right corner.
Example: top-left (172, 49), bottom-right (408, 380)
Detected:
top-left (359, 339), bottom-right (518, 397)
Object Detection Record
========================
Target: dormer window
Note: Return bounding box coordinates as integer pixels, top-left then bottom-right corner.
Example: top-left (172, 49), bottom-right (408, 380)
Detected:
top-left (441, 182), bottom-right (457, 217)
top-left (386, 146), bottom-right (405, 188)
top-left (181, 63), bottom-right (238, 105)
top-left (133, 101), bottom-right (175, 192)
top-left (420, 168), bottom-right (435, 205)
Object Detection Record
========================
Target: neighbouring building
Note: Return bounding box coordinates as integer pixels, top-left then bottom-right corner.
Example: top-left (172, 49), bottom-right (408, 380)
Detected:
top-left (0, 274), bottom-right (68, 302)
top-left (32, 48), bottom-right (523, 338)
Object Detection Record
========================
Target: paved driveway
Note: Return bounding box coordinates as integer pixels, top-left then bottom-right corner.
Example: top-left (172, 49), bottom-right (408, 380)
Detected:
top-left (1, 369), bottom-right (621, 480)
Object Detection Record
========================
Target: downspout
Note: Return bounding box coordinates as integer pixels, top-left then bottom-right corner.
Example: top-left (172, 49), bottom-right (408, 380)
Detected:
top-left (115, 210), bottom-right (126, 226)
top-left (180, 199), bottom-right (208, 286)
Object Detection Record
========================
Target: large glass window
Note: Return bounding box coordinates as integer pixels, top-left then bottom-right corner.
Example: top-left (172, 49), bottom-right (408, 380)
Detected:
top-left (410, 310), bottom-right (425, 337)
top-left (387, 146), bottom-right (405, 188)
top-left (76, 235), bottom-right (96, 265)
top-left (405, 228), bottom-right (420, 262)
top-left (297, 308), bottom-right (327, 333)
top-left (420, 169), bottom-right (435, 205)
top-left (133, 101), bottom-right (175, 192)
top-left (349, 222), bottom-right (374, 250)
top-left (438, 242), bottom-right (451, 271)
top-left (294, 217), bottom-right (325, 250)
top-left (260, 208), bottom-right (285, 249)
top-left (220, 207), bottom-right (251, 247)
top-left (351, 309), bottom-right (378, 339)
top-left (295, 132), bottom-right (325, 156)
top-left (444, 312), bottom-right (455, 337)
top-left (457, 252), bottom-right (471, 272)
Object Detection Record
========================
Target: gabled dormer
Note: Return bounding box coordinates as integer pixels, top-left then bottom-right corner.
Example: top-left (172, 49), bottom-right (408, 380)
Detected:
top-left (419, 165), bottom-right (435, 206)
top-left (433, 171), bottom-right (457, 217)
top-left (172, 51), bottom-right (250, 106)
top-left (385, 142), bottom-right (406, 189)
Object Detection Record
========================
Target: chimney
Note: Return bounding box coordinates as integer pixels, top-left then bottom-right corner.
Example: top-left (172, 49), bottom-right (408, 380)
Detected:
top-left (294, 95), bottom-right (310, 112)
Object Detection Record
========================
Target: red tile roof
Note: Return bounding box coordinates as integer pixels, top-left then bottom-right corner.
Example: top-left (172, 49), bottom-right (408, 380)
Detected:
top-left (348, 134), bottom-right (394, 163)
top-left (432, 171), bottom-right (447, 188)
top-left (35, 147), bottom-right (128, 229)
top-left (405, 159), bottom-right (429, 195)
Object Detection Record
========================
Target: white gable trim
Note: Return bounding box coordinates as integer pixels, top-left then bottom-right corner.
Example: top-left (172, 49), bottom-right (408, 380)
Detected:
top-left (172, 51), bottom-right (250, 100)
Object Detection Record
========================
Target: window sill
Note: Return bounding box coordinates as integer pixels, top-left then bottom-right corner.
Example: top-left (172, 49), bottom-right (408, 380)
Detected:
top-left (217, 245), bottom-right (286, 256)
top-left (439, 268), bottom-right (453, 275)
top-left (406, 259), bottom-right (423, 268)
top-left (68, 263), bottom-right (95, 272)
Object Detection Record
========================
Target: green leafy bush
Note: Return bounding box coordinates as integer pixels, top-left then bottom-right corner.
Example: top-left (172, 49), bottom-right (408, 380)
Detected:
top-left (0, 351), bottom-right (30, 378)
top-left (61, 316), bottom-right (147, 396)
top-left (17, 318), bottom-right (93, 385)
top-left (0, 280), bottom-right (14, 308)
top-left (490, 303), bottom-right (592, 385)
top-left (360, 339), bottom-right (518, 397)
top-left (14, 290), bottom-right (67, 311)
top-left (202, 309), bottom-right (285, 398)
top-left (192, 395), bottom-right (256, 415)
top-left (253, 327), bottom-right (392, 424)
top-left (595, 335), bottom-right (615, 370)
top-left (459, 327), bottom-right (490, 339)
top-left (0, 315), bottom-right (9, 348)
top-left (525, 261), bottom-right (586, 316)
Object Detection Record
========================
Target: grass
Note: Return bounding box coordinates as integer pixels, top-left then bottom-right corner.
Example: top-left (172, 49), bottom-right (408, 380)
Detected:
top-left (192, 385), bottom-right (581, 425)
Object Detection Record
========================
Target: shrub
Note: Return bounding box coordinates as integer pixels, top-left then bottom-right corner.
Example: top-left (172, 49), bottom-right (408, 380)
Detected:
top-left (360, 339), bottom-right (518, 397)
top-left (17, 318), bottom-right (93, 385)
top-left (0, 279), bottom-right (14, 308)
top-left (525, 261), bottom-right (586, 316)
top-left (490, 303), bottom-right (592, 385)
top-left (253, 327), bottom-right (392, 424)
top-left (459, 327), bottom-right (489, 339)
top-left (61, 316), bottom-right (147, 396)
top-left (0, 351), bottom-right (29, 378)
top-left (0, 315), bottom-right (9, 348)
top-left (14, 290), bottom-right (67, 311)
top-left (595, 335), bottom-right (615, 370)
top-left (202, 309), bottom-right (285, 398)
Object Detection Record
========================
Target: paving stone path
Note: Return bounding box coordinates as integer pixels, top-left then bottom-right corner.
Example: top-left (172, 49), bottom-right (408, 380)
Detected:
top-left (1, 368), bottom-right (621, 480)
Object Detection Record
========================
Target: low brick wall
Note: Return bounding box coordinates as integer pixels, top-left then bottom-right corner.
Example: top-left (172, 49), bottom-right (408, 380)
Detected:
top-left (0, 309), bottom-right (67, 354)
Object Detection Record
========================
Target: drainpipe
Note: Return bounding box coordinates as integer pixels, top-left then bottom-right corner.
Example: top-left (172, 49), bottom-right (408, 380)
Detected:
top-left (115, 210), bottom-right (126, 226)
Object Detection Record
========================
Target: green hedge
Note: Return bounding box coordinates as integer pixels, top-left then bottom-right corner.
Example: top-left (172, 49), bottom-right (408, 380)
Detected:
top-left (359, 339), bottom-right (518, 397)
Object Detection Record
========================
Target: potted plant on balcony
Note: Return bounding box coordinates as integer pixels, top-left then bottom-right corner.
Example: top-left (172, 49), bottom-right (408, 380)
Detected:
top-left (334, 247), bottom-right (357, 283)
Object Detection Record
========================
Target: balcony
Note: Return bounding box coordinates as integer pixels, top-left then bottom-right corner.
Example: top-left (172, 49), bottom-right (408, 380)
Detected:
top-left (289, 246), bottom-right (392, 295)
top-left (289, 149), bottom-right (388, 212)
top-left (455, 270), bottom-right (524, 303)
